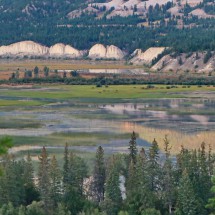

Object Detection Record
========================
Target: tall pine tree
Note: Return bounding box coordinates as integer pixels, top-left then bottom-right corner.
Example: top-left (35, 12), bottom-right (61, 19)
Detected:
top-left (91, 146), bottom-right (106, 204)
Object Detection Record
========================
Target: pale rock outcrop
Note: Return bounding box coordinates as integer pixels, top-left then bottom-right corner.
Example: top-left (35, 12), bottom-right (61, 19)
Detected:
top-left (130, 47), bottom-right (166, 65)
top-left (0, 41), bottom-right (49, 56)
top-left (106, 45), bottom-right (125, 59)
top-left (88, 44), bottom-right (125, 59)
top-left (64, 45), bottom-right (83, 57)
top-left (49, 43), bottom-right (65, 55)
top-left (88, 44), bottom-right (107, 59)
top-left (152, 52), bottom-right (215, 72)
top-left (49, 43), bottom-right (82, 58)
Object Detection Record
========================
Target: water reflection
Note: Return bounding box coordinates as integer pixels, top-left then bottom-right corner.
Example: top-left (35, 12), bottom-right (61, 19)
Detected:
top-left (1, 97), bottom-right (215, 153)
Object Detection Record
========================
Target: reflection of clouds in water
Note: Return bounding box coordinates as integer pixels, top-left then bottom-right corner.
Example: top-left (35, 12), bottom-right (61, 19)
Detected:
top-left (172, 115), bottom-right (179, 120)
top-left (121, 121), bottom-right (215, 153)
top-left (100, 103), bottom-right (149, 115)
top-left (101, 104), bottom-right (139, 114)
top-left (87, 69), bottom-right (148, 75)
top-left (170, 100), bottom-right (179, 109)
top-left (190, 115), bottom-right (209, 126)
top-left (146, 110), bottom-right (167, 119)
top-left (0, 118), bottom-right (122, 136)
top-left (192, 103), bottom-right (204, 108)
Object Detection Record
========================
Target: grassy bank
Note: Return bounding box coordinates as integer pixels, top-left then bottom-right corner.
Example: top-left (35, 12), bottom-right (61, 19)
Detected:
top-left (0, 85), bottom-right (214, 104)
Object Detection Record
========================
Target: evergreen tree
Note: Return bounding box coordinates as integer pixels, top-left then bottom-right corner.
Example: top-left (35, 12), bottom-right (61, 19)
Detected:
top-left (197, 142), bottom-right (211, 205)
top-left (54, 203), bottom-right (71, 215)
top-left (91, 146), bottom-right (106, 203)
top-left (63, 143), bottom-right (69, 186)
top-left (148, 139), bottom-right (161, 193)
top-left (64, 153), bottom-right (88, 215)
top-left (0, 137), bottom-right (13, 175)
top-left (175, 170), bottom-right (201, 215)
top-left (128, 131), bottom-right (138, 164)
top-left (206, 176), bottom-right (215, 213)
top-left (126, 155), bottom-right (154, 215)
top-left (103, 156), bottom-right (122, 215)
top-left (38, 147), bottom-right (51, 214)
top-left (162, 136), bottom-right (176, 214)
top-left (23, 153), bottom-right (39, 205)
top-left (0, 157), bottom-right (26, 207)
top-left (49, 155), bottom-right (62, 208)
top-left (43, 66), bottom-right (49, 78)
top-left (26, 201), bottom-right (46, 215)
top-left (141, 208), bottom-right (161, 215)
top-left (33, 66), bottom-right (39, 78)
top-left (0, 202), bottom-right (17, 215)
top-left (18, 205), bottom-right (26, 215)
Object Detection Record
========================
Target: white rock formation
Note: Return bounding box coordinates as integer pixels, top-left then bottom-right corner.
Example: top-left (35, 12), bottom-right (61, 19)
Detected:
top-left (152, 52), bottom-right (215, 72)
top-left (49, 43), bottom-right (83, 58)
top-left (130, 47), bottom-right (166, 65)
top-left (88, 44), bottom-right (107, 59)
top-left (0, 41), bottom-right (83, 58)
top-left (0, 41), bottom-right (49, 56)
top-left (106, 45), bottom-right (125, 59)
top-left (88, 44), bottom-right (125, 59)
top-left (49, 43), bottom-right (65, 55)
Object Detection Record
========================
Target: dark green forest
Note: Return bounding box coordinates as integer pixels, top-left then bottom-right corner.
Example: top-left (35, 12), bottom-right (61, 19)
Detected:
top-left (0, 133), bottom-right (215, 215)
top-left (0, 0), bottom-right (215, 53)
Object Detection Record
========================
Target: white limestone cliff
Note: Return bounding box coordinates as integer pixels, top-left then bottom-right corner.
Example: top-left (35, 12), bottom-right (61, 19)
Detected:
top-left (49, 43), bottom-right (83, 58)
top-left (106, 45), bottom-right (125, 59)
top-left (0, 41), bottom-right (49, 56)
top-left (0, 41), bottom-right (83, 58)
top-left (130, 47), bottom-right (166, 65)
top-left (88, 44), bottom-right (125, 59)
top-left (88, 44), bottom-right (107, 59)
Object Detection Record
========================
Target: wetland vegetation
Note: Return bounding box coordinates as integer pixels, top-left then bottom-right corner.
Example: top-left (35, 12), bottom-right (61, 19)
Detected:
top-left (0, 82), bottom-right (215, 215)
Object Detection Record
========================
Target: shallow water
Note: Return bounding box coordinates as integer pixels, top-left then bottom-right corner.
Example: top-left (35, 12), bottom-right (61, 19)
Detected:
top-left (0, 95), bottom-right (214, 155)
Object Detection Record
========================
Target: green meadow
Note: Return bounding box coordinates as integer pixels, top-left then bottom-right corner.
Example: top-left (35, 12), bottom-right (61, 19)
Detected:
top-left (0, 85), bottom-right (214, 103)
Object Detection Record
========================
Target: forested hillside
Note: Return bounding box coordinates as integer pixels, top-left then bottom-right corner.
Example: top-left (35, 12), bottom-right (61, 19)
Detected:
top-left (0, 134), bottom-right (215, 215)
top-left (0, 0), bottom-right (214, 53)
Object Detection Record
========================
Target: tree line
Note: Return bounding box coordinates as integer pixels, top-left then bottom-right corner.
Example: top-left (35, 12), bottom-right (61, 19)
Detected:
top-left (0, 133), bottom-right (215, 215)
top-left (4, 66), bottom-right (215, 86)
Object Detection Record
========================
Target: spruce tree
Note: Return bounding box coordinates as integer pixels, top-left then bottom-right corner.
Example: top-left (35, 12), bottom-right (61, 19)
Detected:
top-left (91, 146), bottom-right (106, 203)
top-left (126, 155), bottom-right (154, 215)
top-left (38, 147), bottom-right (51, 214)
top-left (206, 176), bottom-right (215, 213)
top-left (0, 202), bottom-right (16, 215)
top-left (54, 203), bottom-right (71, 215)
top-left (63, 143), bottom-right (69, 189)
top-left (176, 170), bottom-right (201, 215)
top-left (26, 201), bottom-right (46, 215)
top-left (128, 131), bottom-right (138, 164)
top-left (23, 153), bottom-right (39, 205)
top-left (148, 139), bottom-right (161, 192)
top-left (103, 156), bottom-right (122, 215)
top-left (162, 136), bottom-right (176, 214)
top-left (33, 66), bottom-right (39, 78)
top-left (49, 155), bottom-right (62, 208)
top-left (0, 157), bottom-right (26, 207)
top-left (64, 153), bottom-right (88, 215)
top-left (197, 142), bottom-right (211, 205)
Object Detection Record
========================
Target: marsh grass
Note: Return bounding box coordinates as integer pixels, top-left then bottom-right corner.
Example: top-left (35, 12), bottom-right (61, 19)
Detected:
top-left (0, 85), bottom-right (215, 102)
top-left (122, 122), bottom-right (215, 154)
top-left (5, 131), bottom-right (131, 147)
top-left (0, 119), bottom-right (42, 129)
top-left (0, 99), bottom-right (47, 106)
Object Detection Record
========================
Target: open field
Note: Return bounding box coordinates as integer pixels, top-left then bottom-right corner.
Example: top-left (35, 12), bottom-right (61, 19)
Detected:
top-left (0, 59), bottom-right (140, 71)
top-left (0, 84), bottom-right (215, 101)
